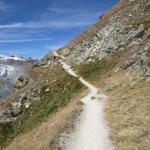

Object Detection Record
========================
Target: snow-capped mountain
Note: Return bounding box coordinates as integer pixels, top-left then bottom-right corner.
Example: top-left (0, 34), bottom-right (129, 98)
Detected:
top-left (0, 54), bottom-right (25, 61)
top-left (0, 54), bottom-right (35, 100)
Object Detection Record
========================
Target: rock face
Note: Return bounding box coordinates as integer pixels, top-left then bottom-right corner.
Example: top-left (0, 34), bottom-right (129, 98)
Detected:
top-left (15, 75), bottom-right (31, 89)
top-left (57, 0), bottom-right (149, 70)
top-left (0, 87), bottom-right (41, 123)
top-left (0, 0), bottom-right (149, 123)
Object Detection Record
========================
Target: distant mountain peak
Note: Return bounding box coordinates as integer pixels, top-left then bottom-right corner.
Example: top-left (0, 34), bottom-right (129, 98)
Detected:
top-left (0, 54), bottom-right (25, 61)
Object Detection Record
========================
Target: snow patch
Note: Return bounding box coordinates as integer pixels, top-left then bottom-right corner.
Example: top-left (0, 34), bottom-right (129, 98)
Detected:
top-left (0, 54), bottom-right (25, 61)
top-left (0, 65), bottom-right (16, 78)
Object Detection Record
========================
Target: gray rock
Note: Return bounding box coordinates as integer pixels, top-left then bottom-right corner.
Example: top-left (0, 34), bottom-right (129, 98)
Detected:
top-left (128, 24), bottom-right (145, 41)
top-left (19, 92), bottom-right (27, 102)
top-left (11, 102), bottom-right (22, 117)
top-left (121, 59), bottom-right (135, 70)
top-left (0, 102), bottom-right (22, 123)
top-left (15, 75), bottom-right (30, 89)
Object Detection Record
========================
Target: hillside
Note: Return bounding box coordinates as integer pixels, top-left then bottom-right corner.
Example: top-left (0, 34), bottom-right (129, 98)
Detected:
top-left (0, 0), bottom-right (150, 149)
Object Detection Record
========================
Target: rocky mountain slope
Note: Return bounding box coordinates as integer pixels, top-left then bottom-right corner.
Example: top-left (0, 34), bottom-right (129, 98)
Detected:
top-left (0, 0), bottom-right (149, 149)
top-left (0, 55), bottom-right (35, 100)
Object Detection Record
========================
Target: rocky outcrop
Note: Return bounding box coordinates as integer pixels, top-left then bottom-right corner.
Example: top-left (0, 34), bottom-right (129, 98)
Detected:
top-left (121, 41), bottom-right (150, 77)
top-left (15, 75), bottom-right (31, 89)
top-left (57, 0), bottom-right (149, 68)
top-left (0, 101), bottom-right (22, 123)
top-left (33, 53), bottom-right (57, 68)
top-left (0, 87), bottom-right (41, 123)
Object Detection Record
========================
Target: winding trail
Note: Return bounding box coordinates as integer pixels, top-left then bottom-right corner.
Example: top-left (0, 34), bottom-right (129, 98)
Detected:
top-left (53, 52), bottom-right (113, 150)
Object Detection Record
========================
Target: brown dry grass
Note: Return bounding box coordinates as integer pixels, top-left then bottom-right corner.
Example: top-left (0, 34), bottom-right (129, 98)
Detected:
top-left (0, 62), bottom-right (64, 110)
top-left (5, 91), bottom-right (87, 150)
top-left (105, 77), bottom-right (150, 150)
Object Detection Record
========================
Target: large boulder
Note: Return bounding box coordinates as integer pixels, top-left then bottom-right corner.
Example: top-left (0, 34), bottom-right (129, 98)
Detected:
top-left (15, 75), bottom-right (30, 89)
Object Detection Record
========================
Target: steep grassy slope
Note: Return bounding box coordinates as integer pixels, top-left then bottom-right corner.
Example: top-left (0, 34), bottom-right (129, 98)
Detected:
top-left (76, 49), bottom-right (150, 149)
top-left (77, 61), bottom-right (150, 149)
top-left (106, 81), bottom-right (150, 150)
top-left (0, 65), bottom-right (83, 149)
top-left (76, 50), bottom-right (129, 83)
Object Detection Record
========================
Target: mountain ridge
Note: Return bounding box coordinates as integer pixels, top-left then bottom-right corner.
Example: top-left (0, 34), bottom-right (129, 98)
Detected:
top-left (0, 0), bottom-right (150, 149)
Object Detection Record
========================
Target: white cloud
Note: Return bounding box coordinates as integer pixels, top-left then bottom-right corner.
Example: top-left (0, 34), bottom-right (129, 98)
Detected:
top-left (0, 18), bottom-right (95, 29)
top-left (0, 23), bottom-right (23, 28)
top-left (0, 6), bottom-right (101, 29)
top-left (0, 38), bottom-right (51, 43)
top-left (0, 1), bottom-right (11, 11)
top-left (0, 2), bottom-right (102, 43)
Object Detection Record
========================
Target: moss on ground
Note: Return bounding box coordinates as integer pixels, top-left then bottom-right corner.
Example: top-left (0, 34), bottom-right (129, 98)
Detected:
top-left (0, 73), bottom-right (83, 149)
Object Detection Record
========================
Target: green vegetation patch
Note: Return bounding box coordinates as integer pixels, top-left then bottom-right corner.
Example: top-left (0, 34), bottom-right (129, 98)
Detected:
top-left (0, 73), bottom-right (83, 149)
top-left (77, 55), bottom-right (121, 83)
top-left (78, 58), bottom-right (116, 81)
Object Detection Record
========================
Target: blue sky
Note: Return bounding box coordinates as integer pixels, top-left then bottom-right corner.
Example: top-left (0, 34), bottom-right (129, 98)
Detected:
top-left (0, 0), bottom-right (118, 59)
